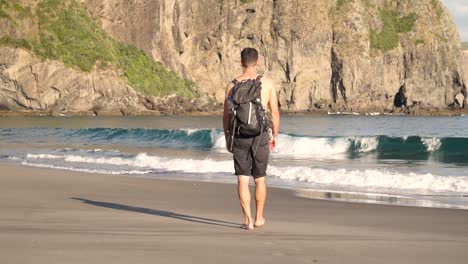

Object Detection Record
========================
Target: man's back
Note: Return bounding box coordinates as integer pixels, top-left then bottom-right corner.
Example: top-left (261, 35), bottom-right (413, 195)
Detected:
top-left (225, 75), bottom-right (277, 113)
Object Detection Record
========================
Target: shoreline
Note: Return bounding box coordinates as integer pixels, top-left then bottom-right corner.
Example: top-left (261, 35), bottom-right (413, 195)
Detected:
top-left (1, 163), bottom-right (468, 263)
top-left (11, 160), bottom-right (468, 211)
top-left (1, 107), bottom-right (467, 117)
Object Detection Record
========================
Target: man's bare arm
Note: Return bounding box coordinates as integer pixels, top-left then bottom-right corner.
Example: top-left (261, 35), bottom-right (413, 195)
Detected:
top-left (223, 82), bottom-right (235, 139)
top-left (268, 81), bottom-right (280, 138)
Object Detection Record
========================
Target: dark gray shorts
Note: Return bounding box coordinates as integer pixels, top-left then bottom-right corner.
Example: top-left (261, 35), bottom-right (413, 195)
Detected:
top-left (232, 132), bottom-right (270, 178)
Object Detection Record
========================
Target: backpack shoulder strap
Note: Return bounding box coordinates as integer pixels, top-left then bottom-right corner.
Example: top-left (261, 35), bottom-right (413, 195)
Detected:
top-left (255, 75), bottom-right (264, 109)
top-left (256, 75), bottom-right (263, 83)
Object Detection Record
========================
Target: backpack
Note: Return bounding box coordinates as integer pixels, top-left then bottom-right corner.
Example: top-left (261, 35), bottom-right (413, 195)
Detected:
top-left (229, 75), bottom-right (266, 138)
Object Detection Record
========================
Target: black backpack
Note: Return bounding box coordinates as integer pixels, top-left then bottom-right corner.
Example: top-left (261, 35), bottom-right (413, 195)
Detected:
top-left (230, 75), bottom-right (266, 138)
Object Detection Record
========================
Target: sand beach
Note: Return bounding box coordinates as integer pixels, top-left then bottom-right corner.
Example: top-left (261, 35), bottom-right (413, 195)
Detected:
top-left (1, 164), bottom-right (467, 264)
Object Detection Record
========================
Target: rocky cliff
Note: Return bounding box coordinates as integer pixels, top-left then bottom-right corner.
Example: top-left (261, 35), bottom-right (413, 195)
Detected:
top-left (465, 51), bottom-right (468, 91)
top-left (0, 46), bottom-right (144, 114)
top-left (0, 0), bottom-right (217, 115)
top-left (0, 46), bottom-right (217, 115)
top-left (1, 0), bottom-right (467, 114)
top-left (84, 0), bottom-right (467, 113)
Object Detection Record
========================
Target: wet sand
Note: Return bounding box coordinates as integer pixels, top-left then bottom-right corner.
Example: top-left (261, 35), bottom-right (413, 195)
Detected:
top-left (1, 164), bottom-right (467, 264)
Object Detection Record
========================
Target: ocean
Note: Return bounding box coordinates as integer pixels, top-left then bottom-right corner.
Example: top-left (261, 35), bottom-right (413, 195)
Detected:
top-left (1, 115), bottom-right (468, 209)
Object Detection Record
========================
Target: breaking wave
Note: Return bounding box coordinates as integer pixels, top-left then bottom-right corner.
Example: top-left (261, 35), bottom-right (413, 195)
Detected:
top-left (1, 128), bottom-right (468, 163)
top-left (20, 151), bottom-right (468, 194)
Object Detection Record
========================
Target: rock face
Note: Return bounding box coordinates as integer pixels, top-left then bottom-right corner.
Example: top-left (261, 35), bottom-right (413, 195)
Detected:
top-left (464, 51), bottom-right (468, 107)
top-left (84, 0), bottom-right (466, 112)
top-left (0, 0), bottom-right (466, 114)
top-left (0, 47), bottom-right (146, 114)
top-left (465, 51), bottom-right (468, 85)
top-left (0, 46), bottom-right (220, 115)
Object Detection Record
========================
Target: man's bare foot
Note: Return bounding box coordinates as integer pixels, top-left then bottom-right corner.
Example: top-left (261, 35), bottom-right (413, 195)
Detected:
top-left (241, 223), bottom-right (254, 230)
top-left (254, 217), bottom-right (265, 228)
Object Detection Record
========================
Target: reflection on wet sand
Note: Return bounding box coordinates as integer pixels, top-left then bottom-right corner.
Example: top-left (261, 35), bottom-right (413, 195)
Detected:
top-left (295, 189), bottom-right (468, 210)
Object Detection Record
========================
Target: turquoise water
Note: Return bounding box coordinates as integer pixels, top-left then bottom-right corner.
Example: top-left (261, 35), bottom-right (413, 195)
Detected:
top-left (1, 115), bottom-right (468, 209)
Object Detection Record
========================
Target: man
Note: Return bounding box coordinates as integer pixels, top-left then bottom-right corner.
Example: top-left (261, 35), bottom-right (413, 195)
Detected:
top-left (223, 48), bottom-right (280, 230)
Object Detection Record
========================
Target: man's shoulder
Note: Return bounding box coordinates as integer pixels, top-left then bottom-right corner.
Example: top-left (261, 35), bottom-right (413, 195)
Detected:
top-left (260, 75), bottom-right (275, 89)
top-left (224, 81), bottom-right (235, 98)
top-left (226, 80), bottom-right (235, 88)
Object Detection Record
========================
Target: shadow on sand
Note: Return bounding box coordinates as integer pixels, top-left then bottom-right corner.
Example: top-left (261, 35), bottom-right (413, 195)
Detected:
top-left (71, 197), bottom-right (241, 229)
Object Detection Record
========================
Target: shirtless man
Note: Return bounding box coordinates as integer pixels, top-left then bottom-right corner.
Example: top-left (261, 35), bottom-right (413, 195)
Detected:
top-left (223, 48), bottom-right (280, 230)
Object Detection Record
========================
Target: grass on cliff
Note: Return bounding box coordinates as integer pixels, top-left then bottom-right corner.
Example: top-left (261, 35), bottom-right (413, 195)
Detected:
top-left (370, 10), bottom-right (417, 51)
top-left (336, 0), bottom-right (348, 10)
top-left (239, 0), bottom-right (254, 5)
top-left (336, 0), bottom-right (372, 11)
top-left (0, 0), bottom-right (196, 98)
top-left (0, 35), bottom-right (32, 49)
top-left (430, 0), bottom-right (444, 19)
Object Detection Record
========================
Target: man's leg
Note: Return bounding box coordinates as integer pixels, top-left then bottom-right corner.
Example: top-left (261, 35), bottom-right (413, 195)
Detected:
top-left (254, 176), bottom-right (266, 227)
top-left (238, 175), bottom-right (253, 229)
top-left (252, 133), bottom-right (269, 227)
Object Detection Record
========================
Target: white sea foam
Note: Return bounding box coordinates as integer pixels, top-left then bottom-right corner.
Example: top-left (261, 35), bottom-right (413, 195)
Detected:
top-left (213, 133), bottom-right (353, 156)
top-left (27, 153), bottom-right (233, 174)
top-left (25, 152), bottom-right (468, 193)
top-left (268, 166), bottom-right (468, 193)
top-left (21, 161), bottom-right (151, 175)
top-left (27, 153), bottom-right (63, 159)
top-left (352, 137), bottom-right (379, 152)
top-left (214, 133), bottom-right (446, 155)
top-left (212, 131), bottom-right (228, 153)
top-left (421, 137), bottom-right (442, 152)
top-left (181, 128), bottom-right (202, 135)
top-left (91, 149), bottom-right (104, 152)
top-left (277, 135), bottom-right (350, 156)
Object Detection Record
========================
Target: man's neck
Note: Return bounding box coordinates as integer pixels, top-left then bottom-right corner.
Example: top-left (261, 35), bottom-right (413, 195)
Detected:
top-left (242, 67), bottom-right (257, 77)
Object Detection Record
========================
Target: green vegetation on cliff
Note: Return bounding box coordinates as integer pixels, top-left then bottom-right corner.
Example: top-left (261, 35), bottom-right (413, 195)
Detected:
top-left (239, 0), bottom-right (254, 4)
top-left (430, 0), bottom-right (444, 19)
top-left (336, 0), bottom-right (349, 10)
top-left (370, 10), bottom-right (417, 51)
top-left (0, 0), bottom-right (195, 98)
top-left (336, 0), bottom-right (372, 11)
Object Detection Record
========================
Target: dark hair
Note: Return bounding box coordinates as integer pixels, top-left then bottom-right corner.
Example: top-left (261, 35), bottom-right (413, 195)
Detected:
top-left (241, 48), bottom-right (258, 67)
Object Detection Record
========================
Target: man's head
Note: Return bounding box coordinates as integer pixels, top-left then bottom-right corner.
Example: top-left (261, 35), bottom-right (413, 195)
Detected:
top-left (241, 48), bottom-right (259, 68)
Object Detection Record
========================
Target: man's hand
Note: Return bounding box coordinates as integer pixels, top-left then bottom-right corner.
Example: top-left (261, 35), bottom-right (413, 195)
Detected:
top-left (269, 137), bottom-right (278, 150)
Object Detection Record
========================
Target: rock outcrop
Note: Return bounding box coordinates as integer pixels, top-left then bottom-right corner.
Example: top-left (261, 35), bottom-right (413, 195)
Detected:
top-left (0, 47), bottom-right (218, 115)
top-left (465, 51), bottom-right (468, 84)
top-left (0, 0), bottom-right (466, 115)
top-left (0, 47), bottom-right (145, 114)
top-left (84, 0), bottom-right (467, 112)
top-left (463, 51), bottom-right (468, 107)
